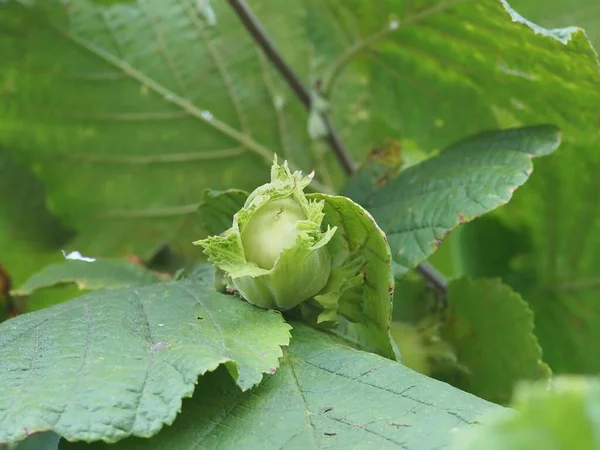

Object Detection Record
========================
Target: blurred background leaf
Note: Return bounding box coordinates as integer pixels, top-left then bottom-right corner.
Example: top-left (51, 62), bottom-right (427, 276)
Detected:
top-left (453, 376), bottom-right (600, 450)
top-left (392, 275), bottom-right (551, 405)
top-left (1, 0), bottom-right (599, 381)
top-left (1, 0), bottom-right (597, 270)
top-left (0, 150), bottom-right (72, 287)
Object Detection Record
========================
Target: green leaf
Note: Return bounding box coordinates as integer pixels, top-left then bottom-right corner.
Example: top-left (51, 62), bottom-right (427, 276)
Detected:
top-left (310, 0), bottom-right (597, 162)
top-left (304, 193), bottom-right (396, 359)
top-left (363, 126), bottom-right (560, 276)
top-left (0, 0), bottom-right (324, 260)
top-left (0, 150), bottom-right (72, 288)
top-left (440, 5), bottom-right (600, 375)
top-left (460, 155), bottom-right (600, 374)
top-left (63, 324), bottom-right (501, 450)
top-left (12, 259), bottom-right (167, 296)
top-left (3, 0), bottom-right (597, 269)
top-left (19, 284), bottom-right (86, 314)
top-left (0, 280), bottom-right (290, 444)
top-left (452, 377), bottom-right (600, 450)
top-left (509, 0), bottom-right (600, 52)
top-left (197, 189), bottom-right (248, 236)
top-left (390, 275), bottom-right (551, 403)
top-left (456, 216), bottom-right (532, 279)
top-left (439, 277), bottom-right (551, 405)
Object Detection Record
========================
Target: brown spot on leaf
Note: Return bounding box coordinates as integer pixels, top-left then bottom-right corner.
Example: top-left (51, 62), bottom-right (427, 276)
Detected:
top-left (457, 212), bottom-right (467, 224)
top-left (366, 140), bottom-right (402, 166)
top-left (388, 283), bottom-right (395, 295)
top-left (324, 432), bottom-right (337, 437)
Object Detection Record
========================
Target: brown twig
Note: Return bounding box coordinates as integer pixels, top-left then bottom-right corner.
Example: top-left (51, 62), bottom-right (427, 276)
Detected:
top-left (416, 262), bottom-right (447, 300)
top-left (227, 0), bottom-right (355, 175)
top-left (227, 0), bottom-right (447, 296)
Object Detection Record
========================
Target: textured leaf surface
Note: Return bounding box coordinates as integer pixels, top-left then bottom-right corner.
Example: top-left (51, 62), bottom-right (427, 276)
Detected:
top-left (65, 325), bottom-right (500, 450)
top-left (453, 377), bottom-right (600, 450)
top-left (307, 193), bottom-right (396, 359)
top-left (2, 0), bottom-right (597, 268)
top-left (363, 126), bottom-right (560, 276)
top-left (13, 259), bottom-right (166, 296)
top-left (0, 0), bottom-right (321, 261)
top-left (0, 280), bottom-right (290, 444)
top-left (197, 189), bottom-right (248, 236)
top-left (440, 277), bottom-right (551, 405)
top-left (308, 0), bottom-right (597, 166)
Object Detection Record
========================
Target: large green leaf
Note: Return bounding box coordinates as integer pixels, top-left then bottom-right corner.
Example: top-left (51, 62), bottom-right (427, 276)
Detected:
top-left (362, 126), bottom-right (560, 275)
top-left (310, 0), bottom-right (598, 161)
top-left (64, 325), bottom-right (501, 450)
top-left (0, 0), bottom-right (323, 261)
top-left (453, 376), bottom-right (600, 450)
top-left (440, 277), bottom-right (551, 405)
top-left (0, 280), bottom-right (290, 444)
top-left (444, 4), bottom-right (600, 374)
top-left (13, 259), bottom-right (167, 296)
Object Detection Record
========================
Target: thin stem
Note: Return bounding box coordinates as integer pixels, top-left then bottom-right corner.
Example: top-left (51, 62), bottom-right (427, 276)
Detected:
top-left (416, 262), bottom-right (447, 298)
top-left (227, 0), bottom-right (356, 175)
top-left (229, 0), bottom-right (448, 296)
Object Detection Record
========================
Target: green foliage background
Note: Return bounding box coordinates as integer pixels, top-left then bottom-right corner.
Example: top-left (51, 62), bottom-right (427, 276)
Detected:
top-left (0, 0), bottom-right (599, 449)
